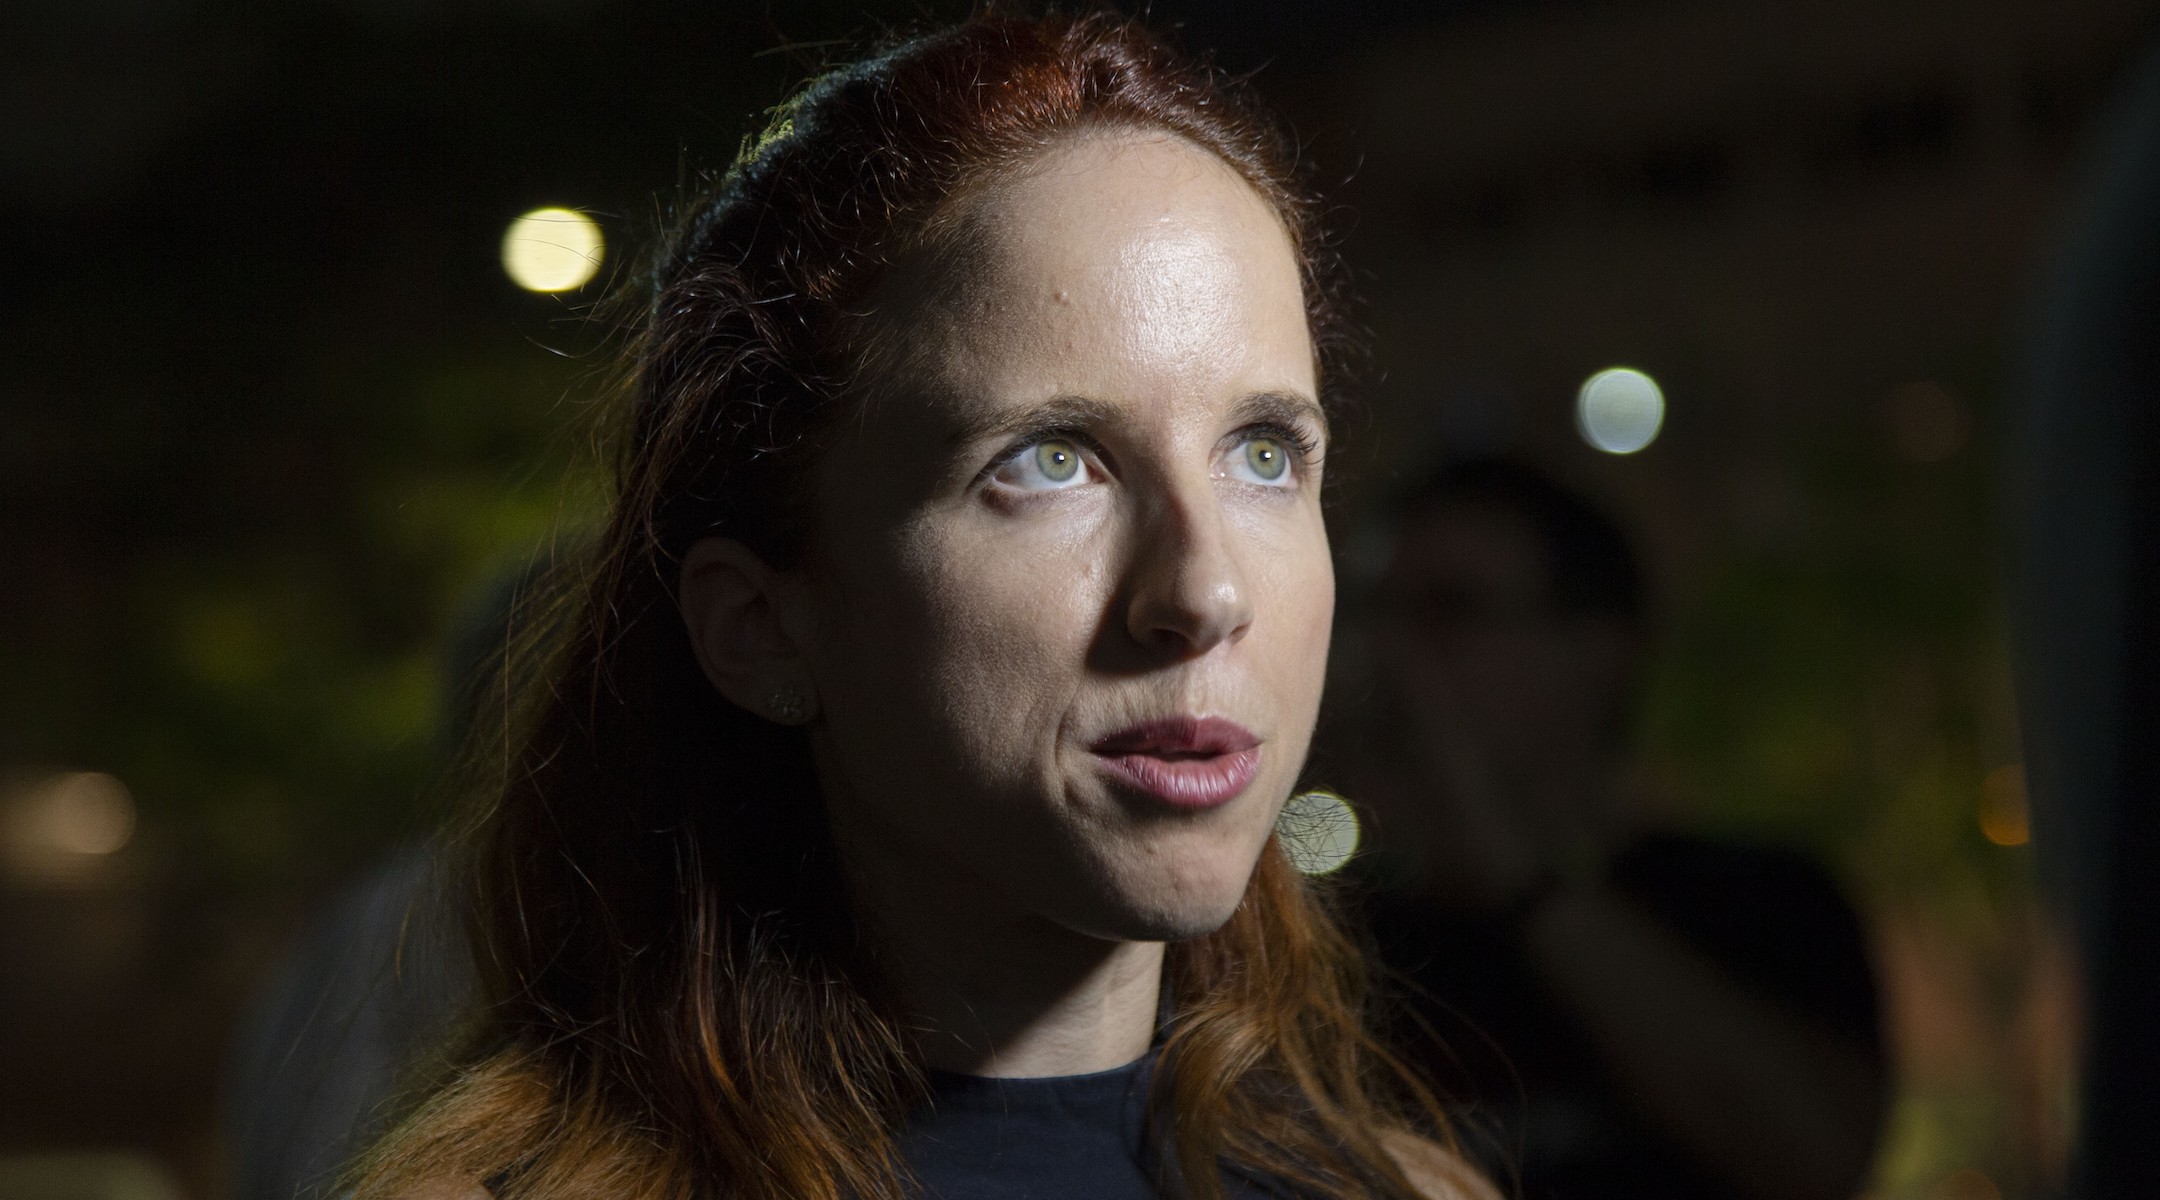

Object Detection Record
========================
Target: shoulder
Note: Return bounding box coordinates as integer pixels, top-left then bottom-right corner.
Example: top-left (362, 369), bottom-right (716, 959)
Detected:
top-left (1380, 1129), bottom-right (1504, 1200)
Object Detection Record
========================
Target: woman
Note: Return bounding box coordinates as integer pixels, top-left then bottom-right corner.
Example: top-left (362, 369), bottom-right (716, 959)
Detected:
top-left (357, 12), bottom-right (1491, 1200)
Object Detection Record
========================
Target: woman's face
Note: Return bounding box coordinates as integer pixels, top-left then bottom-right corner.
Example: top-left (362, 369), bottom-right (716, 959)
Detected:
top-left (799, 129), bottom-right (1332, 943)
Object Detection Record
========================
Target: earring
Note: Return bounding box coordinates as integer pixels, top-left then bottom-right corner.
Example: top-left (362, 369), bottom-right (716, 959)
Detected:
top-left (767, 685), bottom-right (812, 726)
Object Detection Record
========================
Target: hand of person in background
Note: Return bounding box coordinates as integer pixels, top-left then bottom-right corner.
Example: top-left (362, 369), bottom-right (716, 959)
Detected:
top-left (1367, 527), bottom-right (1637, 916)
top-left (1380, 640), bottom-right (1547, 909)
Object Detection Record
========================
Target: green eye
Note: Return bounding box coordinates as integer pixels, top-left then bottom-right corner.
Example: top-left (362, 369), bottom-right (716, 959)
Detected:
top-left (1244, 437), bottom-right (1288, 481)
top-left (1035, 440), bottom-right (1082, 482)
top-left (990, 437), bottom-right (1092, 492)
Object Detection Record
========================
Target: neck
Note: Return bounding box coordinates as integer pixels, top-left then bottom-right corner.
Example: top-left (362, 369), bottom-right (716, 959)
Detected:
top-left (833, 817), bottom-right (1164, 1079)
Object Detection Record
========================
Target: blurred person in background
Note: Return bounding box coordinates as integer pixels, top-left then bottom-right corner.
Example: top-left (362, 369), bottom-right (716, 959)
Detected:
top-left (221, 561), bottom-right (540, 1200)
top-left (225, 847), bottom-right (471, 1200)
top-left (1350, 458), bottom-right (1887, 1200)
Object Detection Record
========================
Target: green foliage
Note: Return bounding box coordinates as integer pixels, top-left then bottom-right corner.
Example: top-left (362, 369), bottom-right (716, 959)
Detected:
top-left (2, 326), bottom-right (607, 884)
top-left (1633, 375), bottom-right (2049, 1197)
top-left (1637, 376), bottom-right (2022, 906)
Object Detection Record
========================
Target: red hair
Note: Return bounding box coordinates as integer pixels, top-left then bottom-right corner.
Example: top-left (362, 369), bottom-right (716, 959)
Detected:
top-left (353, 12), bottom-right (1478, 1200)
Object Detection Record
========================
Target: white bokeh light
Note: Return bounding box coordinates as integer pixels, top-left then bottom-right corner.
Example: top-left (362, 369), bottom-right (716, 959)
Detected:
top-left (501, 207), bottom-right (604, 293)
top-left (1576, 366), bottom-right (1665, 454)
top-left (1277, 790), bottom-right (1360, 876)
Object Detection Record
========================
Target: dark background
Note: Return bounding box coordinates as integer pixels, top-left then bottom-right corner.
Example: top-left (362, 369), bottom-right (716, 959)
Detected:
top-left (3, 1), bottom-right (2151, 1197)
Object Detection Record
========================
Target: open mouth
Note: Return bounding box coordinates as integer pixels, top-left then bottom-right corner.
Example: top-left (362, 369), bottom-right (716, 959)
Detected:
top-left (1088, 716), bottom-right (1262, 809)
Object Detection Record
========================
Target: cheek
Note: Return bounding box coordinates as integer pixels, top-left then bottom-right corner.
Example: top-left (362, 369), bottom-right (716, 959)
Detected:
top-left (1243, 508), bottom-right (1337, 718)
top-left (824, 512), bottom-right (1108, 784)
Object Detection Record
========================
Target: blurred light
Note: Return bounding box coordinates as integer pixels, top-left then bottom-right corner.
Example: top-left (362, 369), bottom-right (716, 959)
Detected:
top-left (1278, 790), bottom-right (1360, 876)
top-left (1931, 1168), bottom-right (2002, 1200)
top-left (501, 207), bottom-right (603, 293)
top-left (1884, 381), bottom-right (1969, 463)
top-left (2, 772), bottom-right (137, 883)
top-left (1979, 764), bottom-right (2029, 847)
top-left (1576, 367), bottom-right (1664, 454)
top-left (30, 772), bottom-right (136, 855)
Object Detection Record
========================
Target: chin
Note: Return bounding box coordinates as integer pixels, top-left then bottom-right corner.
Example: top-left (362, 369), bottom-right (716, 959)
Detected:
top-left (1073, 903), bottom-right (1240, 945)
top-left (1070, 846), bottom-right (1264, 942)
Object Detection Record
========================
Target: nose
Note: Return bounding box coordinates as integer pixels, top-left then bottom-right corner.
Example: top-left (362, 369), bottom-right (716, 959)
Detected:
top-left (1123, 485), bottom-right (1255, 658)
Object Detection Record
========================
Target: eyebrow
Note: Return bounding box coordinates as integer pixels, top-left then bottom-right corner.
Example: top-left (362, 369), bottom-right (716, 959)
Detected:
top-left (1227, 389), bottom-right (1331, 442)
top-left (945, 393), bottom-right (1130, 449)
top-left (945, 389), bottom-right (1330, 449)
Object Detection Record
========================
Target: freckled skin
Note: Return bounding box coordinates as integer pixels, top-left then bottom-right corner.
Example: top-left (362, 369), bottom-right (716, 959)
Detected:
top-left (802, 130), bottom-right (1333, 947)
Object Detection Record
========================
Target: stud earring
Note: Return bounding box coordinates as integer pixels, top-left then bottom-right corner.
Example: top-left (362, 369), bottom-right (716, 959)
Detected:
top-left (767, 685), bottom-right (812, 725)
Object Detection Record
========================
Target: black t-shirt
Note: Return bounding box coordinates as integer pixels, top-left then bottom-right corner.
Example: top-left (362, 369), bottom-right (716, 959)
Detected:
top-left (896, 1053), bottom-right (1289, 1199)
top-left (1363, 831), bottom-right (1883, 1200)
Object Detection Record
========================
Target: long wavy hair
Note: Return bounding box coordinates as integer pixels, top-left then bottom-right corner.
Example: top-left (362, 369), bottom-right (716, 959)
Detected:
top-left (353, 11), bottom-right (1472, 1200)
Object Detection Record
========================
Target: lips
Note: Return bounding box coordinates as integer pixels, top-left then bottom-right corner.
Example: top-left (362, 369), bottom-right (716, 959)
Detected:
top-left (1088, 716), bottom-right (1262, 809)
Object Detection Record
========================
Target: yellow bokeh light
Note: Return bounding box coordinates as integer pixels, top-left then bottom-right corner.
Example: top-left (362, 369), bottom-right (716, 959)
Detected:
top-left (2, 771), bottom-right (137, 884)
top-left (1277, 789), bottom-right (1361, 876)
top-left (42, 771), bottom-right (136, 855)
top-left (1979, 764), bottom-right (2030, 847)
top-left (501, 207), bottom-right (604, 293)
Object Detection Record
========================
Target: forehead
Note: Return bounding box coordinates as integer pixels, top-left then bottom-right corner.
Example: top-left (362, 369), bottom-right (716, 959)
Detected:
top-left (866, 128), bottom-right (1316, 417)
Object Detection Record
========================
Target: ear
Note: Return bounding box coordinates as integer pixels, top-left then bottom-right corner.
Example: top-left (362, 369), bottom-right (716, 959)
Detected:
top-left (678, 537), bottom-right (820, 725)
